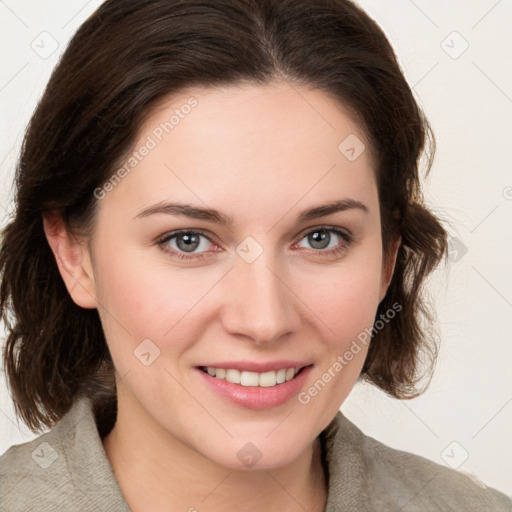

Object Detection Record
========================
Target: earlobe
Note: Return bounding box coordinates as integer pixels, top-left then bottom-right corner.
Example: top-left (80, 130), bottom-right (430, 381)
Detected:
top-left (42, 212), bottom-right (97, 309)
top-left (379, 235), bottom-right (401, 303)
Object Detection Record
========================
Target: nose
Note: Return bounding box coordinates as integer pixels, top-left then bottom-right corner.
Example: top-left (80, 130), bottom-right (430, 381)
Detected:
top-left (220, 249), bottom-right (301, 345)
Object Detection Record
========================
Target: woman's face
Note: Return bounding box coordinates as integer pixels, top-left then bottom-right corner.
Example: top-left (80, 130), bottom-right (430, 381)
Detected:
top-left (83, 81), bottom-right (396, 469)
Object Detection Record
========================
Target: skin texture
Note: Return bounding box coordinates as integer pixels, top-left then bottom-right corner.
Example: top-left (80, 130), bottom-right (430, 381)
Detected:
top-left (43, 80), bottom-right (400, 512)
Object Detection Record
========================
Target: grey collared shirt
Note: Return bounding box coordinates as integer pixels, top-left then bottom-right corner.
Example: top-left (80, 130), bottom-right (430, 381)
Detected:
top-left (1, 395), bottom-right (511, 511)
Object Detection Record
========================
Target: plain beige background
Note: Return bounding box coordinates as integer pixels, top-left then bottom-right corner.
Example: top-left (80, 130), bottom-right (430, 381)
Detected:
top-left (0, 0), bottom-right (511, 497)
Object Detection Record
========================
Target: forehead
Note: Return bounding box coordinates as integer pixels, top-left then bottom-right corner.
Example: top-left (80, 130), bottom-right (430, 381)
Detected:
top-left (100, 81), bottom-right (377, 219)
top-left (139, 81), bottom-right (370, 155)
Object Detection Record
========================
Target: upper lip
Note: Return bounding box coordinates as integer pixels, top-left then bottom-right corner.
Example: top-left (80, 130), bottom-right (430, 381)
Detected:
top-left (197, 360), bottom-right (313, 373)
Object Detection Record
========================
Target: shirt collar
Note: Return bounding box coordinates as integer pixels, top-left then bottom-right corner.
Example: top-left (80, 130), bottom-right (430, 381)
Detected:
top-left (57, 394), bottom-right (368, 511)
top-left (319, 408), bottom-right (370, 511)
top-left (51, 394), bottom-right (131, 511)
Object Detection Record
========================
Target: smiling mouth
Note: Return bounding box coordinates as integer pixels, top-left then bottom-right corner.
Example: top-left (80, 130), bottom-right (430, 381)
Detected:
top-left (197, 365), bottom-right (311, 388)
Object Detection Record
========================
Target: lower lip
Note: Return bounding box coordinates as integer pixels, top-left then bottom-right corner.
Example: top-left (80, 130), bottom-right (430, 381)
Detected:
top-left (195, 366), bottom-right (313, 410)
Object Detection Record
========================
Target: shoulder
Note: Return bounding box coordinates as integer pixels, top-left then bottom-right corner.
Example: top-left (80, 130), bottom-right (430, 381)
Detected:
top-left (362, 433), bottom-right (511, 511)
top-left (323, 411), bottom-right (512, 511)
top-left (0, 422), bottom-right (78, 511)
top-left (0, 396), bottom-right (130, 512)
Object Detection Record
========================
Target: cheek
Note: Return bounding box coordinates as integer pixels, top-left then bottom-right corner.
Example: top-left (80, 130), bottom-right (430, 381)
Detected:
top-left (93, 242), bottom-right (222, 362)
top-left (93, 230), bottom-right (383, 364)
top-left (309, 272), bottom-right (378, 375)
top-left (295, 255), bottom-right (383, 341)
top-left (293, 252), bottom-right (382, 390)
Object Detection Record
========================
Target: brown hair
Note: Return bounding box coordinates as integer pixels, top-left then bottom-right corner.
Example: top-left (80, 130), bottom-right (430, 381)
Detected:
top-left (0, 0), bottom-right (447, 434)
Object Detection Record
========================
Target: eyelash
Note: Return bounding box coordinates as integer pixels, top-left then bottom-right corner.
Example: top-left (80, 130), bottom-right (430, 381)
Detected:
top-left (156, 226), bottom-right (354, 261)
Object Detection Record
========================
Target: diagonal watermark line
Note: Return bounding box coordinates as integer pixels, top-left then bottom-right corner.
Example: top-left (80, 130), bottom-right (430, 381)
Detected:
top-left (0, 405), bottom-right (32, 436)
top-left (52, 249), bottom-right (133, 337)
top-left (265, 410), bottom-right (294, 438)
top-left (164, 160), bottom-right (337, 336)
top-left (471, 265), bottom-right (512, 309)
top-left (265, 265), bottom-right (336, 335)
top-left (267, 163), bottom-right (336, 233)
top-left (400, 401), bottom-right (440, 438)
top-left (162, 367), bottom-right (233, 438)
top-left (472, 397), bottom-right (512, 439)
top-left (163, 163), bottom-right (234, 236)
top-left (69, 482), bottom-right (105, 512)
top-left (116, 367), bottom-right (132, 385)
top-left (265, 471), bottom-right (308, 511)
top-left (0, 198), bottom-right (10, 218)
top-left (412, 62), bottom-right (439, 90)
top-left (162, 267), bottom-right (234, 337)
top-left (406, 0), bottom-right (439, 29)
top-left (472, 61), bottom-right (512, 104)
top-left (1, 470), bottom-right (29, 501)
top-left (0, 0), bottom-right (29, 28)
top-left (398, 473), bottom-right (443, 511)
top-left (280, 78), bottom-right (336, 131)
top-left (61, 0), bottom-right (94, 29)
top-left (262, 63), bottom-right (338, 131)
top-left (46, 426), bottom-right (108, 512)
top-left (0, 147), bottom-right (13, 169)
top-left (0, 62), bottom-right (29, 92)
top-left (201, 470), bottom-right (233, 502)
top-left (71, 369), bottom-right (131, 431)
top-left (472, 0), bottom-right (503, 30)
top-left (163, 161), bottom-right (338, 335)
top-left (470, 204), bottom-right (499, 233)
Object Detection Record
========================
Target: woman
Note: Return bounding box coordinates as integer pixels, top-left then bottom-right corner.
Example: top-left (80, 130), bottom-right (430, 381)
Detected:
top-left (0, 0), bottom-right (510, 510)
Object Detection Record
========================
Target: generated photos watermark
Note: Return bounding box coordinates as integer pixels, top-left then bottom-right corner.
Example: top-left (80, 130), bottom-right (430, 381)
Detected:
top-left (93, 96), bottom-right (198, 200)
top-left (298, 301), bottom-right (402, 405)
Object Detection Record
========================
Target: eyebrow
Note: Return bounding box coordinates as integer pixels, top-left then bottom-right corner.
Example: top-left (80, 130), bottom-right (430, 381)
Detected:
top-left (133, 198), bottom-right (369, 225)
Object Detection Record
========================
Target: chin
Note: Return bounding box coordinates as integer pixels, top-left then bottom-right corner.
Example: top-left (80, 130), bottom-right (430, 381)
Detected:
top-left (201, 433), bottom-right (313, 472)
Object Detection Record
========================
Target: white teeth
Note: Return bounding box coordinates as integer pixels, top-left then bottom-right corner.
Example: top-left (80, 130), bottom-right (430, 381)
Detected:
top-left (226, 368), bottom-right (241, 384)
top-left (240, 371), bottom-right (259, 386)
top-left (203, 367), bottom-right (299, 387)
top-left (259, 371), bottom-right (277, 387)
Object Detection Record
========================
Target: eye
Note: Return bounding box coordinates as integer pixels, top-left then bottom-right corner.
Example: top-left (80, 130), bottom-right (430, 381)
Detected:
top-left (156, 229), bottom-right (218, 260)
top-left (156, 226), bottom-right (353, 261)
top-left (294, 226), bottom-right (353, 257)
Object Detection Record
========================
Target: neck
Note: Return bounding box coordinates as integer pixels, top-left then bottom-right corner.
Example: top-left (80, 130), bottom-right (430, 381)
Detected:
top-left (101, 391), bottom-right (327, 512)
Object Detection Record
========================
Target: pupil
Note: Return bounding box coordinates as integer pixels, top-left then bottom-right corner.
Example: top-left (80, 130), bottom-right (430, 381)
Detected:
top-left (178, 233), bottom-right (199, 252)
top-left (310, 230), bottom-right (329, 249)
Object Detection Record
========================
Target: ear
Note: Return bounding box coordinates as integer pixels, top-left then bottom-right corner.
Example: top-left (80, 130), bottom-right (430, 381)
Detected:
top-left (42, 212), bottom-right (97, 309)
top-left (379, 235), bottom-right (401, 303)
